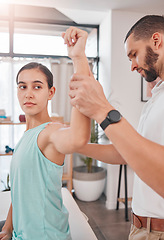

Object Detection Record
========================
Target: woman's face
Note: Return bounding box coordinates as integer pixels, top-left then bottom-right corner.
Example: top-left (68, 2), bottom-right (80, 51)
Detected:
top-left (17, 68), bottom-right (54, 117)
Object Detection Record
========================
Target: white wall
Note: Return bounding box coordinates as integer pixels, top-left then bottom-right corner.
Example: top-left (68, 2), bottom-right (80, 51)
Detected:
top-left (99, 10), bottom-right (147, 209)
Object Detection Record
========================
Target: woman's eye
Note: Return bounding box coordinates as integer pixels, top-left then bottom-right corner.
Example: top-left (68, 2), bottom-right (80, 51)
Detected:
top-left (19, 85), bottom-right (26, 89)
top-left (34, 86), bottom-right (41, 89)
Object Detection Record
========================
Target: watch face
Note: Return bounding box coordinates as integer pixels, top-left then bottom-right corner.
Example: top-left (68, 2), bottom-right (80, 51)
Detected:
top-left (107, 110), bottom-right (121, 123)
top-left (100, 109), bottom-right (122, 130)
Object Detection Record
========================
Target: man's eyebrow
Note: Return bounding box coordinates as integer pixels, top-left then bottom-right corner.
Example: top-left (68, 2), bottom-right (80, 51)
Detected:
top-left (127, 50), bottom-right (133, 58)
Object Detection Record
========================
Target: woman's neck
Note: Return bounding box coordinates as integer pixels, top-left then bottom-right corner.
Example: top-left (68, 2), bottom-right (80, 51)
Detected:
top-left (25, 111), bottom-right (51, 130)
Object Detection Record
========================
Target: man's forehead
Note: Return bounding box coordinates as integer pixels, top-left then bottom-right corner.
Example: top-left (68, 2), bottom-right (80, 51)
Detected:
top-left (124, 33), bottom-right (142, 56)
top-left (124, 34), bottom-right (134, 55)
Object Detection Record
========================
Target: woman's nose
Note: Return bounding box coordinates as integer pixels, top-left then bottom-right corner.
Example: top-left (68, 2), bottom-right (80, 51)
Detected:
top-left (25, 88), bottom-right (33, 98)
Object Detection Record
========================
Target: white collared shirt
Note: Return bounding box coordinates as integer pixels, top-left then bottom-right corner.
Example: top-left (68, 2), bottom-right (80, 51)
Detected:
top-left (132, 80), bottom-right (164, 218)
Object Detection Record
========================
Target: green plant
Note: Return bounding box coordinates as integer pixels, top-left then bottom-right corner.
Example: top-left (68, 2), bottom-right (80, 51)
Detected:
top-left (80, 90), bottom-right (120, 173)
top-left (1, 173), bottom-right (10, 191)
top-left (80, 119), bottom-right (99, 173)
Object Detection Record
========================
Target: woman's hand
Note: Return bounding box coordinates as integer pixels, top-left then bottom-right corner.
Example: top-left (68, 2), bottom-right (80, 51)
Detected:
top-left (62, 27), bottom-right (88, 59)
top-left (0, 229), bottom-right (12, 240)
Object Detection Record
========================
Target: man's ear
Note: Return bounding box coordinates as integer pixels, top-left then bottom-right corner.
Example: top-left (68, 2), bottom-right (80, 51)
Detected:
top-left (48, 86), bottom-right (56, 100)
top-left (152, 32), bottom-right (162, 49)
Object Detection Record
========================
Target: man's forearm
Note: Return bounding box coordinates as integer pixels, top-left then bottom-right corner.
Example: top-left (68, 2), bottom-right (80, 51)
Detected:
top-left (102, 116), bottom-right (164, 198)
top-left (77, 143), bottom-right (126, 164)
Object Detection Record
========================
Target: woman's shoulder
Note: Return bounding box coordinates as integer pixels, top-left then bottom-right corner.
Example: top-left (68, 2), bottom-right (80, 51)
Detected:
top-left (37, 122), bottom-right (64, 148)
top-left (44, 122), bottom-right (65, 136)
top-left (37, 122), bottom-right (65, 164)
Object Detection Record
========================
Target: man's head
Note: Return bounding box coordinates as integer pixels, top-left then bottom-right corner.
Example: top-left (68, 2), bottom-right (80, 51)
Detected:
top-left (125, 15), bottom-right (164, 82)
top-left (125, 15), bottom-right (164, 43)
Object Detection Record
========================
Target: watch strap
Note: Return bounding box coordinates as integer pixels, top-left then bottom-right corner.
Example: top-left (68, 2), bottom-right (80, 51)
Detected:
top-left (100, 110), bottom-right (122, 131)
top-left (100, 118), bottom-right (112, 130)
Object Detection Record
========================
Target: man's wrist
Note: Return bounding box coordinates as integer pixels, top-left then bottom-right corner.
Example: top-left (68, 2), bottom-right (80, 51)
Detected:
top-left (94, 106), bottom-right (115, 124)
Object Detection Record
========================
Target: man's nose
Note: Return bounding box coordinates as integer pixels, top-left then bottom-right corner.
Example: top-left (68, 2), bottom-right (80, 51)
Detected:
top-left (131, 59), bottom-right (138, 72)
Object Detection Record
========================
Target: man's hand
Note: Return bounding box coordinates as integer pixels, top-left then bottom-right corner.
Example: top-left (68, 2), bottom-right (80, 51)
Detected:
top-left (62, 27), bottom-right (88, 60)
top-left (69, 72), bottom-right (113, 123)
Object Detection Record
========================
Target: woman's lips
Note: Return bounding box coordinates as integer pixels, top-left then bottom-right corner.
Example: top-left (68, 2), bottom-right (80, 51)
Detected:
top-left (24, 102), bottom-right (36, 107)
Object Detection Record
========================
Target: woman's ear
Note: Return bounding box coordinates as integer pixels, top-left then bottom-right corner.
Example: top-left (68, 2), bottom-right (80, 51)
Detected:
top-left (152, 32), bottom-right (162, 49)
top-left (48, 86), bottom-right (56, 100)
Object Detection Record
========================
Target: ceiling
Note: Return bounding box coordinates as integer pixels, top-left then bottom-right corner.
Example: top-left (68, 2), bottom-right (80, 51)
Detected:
top-left (4, 0), bottom-right (164, 24)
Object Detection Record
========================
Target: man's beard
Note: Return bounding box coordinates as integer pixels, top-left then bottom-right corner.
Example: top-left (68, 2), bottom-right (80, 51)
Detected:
top-left (144, 68), bottom-right (158, 82)
top-left (143, 46), bottom-right (159, 82)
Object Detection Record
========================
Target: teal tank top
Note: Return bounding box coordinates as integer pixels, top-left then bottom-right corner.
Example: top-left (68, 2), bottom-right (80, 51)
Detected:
top-left (10, 123), bottom-right (71, 240)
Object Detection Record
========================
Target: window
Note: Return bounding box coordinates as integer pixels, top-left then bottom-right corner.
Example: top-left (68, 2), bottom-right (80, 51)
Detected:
top-left (13, 22), bottom-right (98, 57)
top-left (14, 22), bottom-right (68, 56)
top-left (0, 21), bottom-right (9, 53)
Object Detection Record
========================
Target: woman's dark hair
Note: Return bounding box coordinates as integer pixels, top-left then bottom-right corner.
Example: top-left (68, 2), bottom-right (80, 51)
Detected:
top-left (124, 15), bottom-right (164, 43)
top-left (16, 62), bottom-right (53, 89)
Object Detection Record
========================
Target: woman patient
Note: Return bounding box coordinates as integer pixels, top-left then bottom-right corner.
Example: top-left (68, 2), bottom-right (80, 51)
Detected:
top-left (0, 27), bottom-right (90, 240)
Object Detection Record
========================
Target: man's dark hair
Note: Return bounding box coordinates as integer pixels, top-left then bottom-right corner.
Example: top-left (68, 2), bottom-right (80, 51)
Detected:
top-left (16, 62), bottom-right (53, 89)
top-left (124, 15), bottom-right (164, 43)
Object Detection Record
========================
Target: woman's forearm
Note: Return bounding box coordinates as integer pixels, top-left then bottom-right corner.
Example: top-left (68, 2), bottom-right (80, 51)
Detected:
top-left (2, 203), bottom-right (13, 233)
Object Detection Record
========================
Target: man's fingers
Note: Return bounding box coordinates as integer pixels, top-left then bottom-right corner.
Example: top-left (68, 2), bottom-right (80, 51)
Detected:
top-left (70, 73), bottom-right (96, 83)
top-left (69, 80), bottom-right (81, 90)
top-left (69, 74), bottom-right (86, 90)
top-left (70, 73), bottom-right (86, 81)
top-left (75, 104), bottom-right (80, 111)
top-left (70, 97), bottom-right (78, 107)
top-left (69, 89), bottom-right (77, 99)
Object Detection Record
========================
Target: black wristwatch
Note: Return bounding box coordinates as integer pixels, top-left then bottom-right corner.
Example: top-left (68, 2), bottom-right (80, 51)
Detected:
top-left (100, 110), bottom-right (122, 130)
